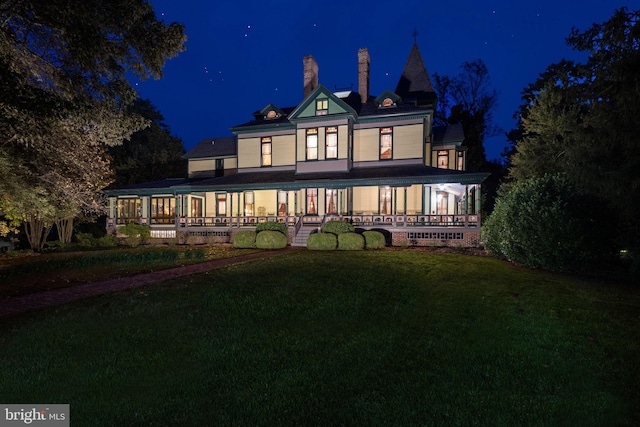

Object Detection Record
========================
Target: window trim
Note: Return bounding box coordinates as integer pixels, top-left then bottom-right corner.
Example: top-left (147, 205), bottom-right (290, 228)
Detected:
top-left (316, 99), bottom-right (328, 116)
top-left (261, 137), bottom-right (272, 167)
top-left (325, 126), bottom-right (338, 159)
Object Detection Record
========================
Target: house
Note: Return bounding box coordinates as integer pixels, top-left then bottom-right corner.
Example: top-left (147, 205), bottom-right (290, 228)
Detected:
top-left (106, 44), bottom-right (488, 247)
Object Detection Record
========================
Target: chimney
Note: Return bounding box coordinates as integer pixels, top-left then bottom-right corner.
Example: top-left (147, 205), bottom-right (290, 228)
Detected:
top-left (358, 48), bottom-right (370, 104)
top-left (303, 55), bottom-right (319, 98)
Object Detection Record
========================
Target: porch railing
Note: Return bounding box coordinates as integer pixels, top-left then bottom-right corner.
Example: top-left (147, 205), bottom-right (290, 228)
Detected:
top-left (112, 213), bottom-right (480, 230)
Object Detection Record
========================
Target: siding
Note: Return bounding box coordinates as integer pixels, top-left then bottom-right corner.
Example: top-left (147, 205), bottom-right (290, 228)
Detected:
top-left (353, 128), bottom-right (379, 162)
top-left (272, 134), bottom-right (295, 166)
top-left (393, 124), bottom-right (423, 160)
top-left (238, 137), bottom-right (260, 168)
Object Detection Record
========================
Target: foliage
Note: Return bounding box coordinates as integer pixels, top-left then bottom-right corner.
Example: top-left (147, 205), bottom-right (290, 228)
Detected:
top-left (0, 0), bottom-right (186, 250)
top-left (255, 221), bottom-right (287, 235)
top-left (482, 175), bottom-right (615, 272)
top-left (338, 232), bottom-right (365, 251)
top-left (232, 231), bottom-right (257, 249)
top-left (118, 223), bottom-right (150, 247)
top-left (109, 99), bottom-right (187, 187)
top-left (432, 59), bottom-right (499, 170)
top-left (306, 233), bottom-right (337, 250)
top-left (255, 230), bottom-right (287, 249)
top-left (322, 220), bottom-right (355, 235)
top-left (362, 231), bottom-right (386, 249)
top-left (506, 8), bottom-right (640, 254)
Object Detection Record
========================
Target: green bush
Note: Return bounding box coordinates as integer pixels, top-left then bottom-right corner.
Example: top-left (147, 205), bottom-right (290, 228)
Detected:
top-left (97, 234), bottom-right (118, 248)
top-left (307, 233), bottom-right (337, 250)
top-left (117, 224), bottom-right (149, 247)
top-left (322, 220), bottom-right (355, 235)
top-left (255, 221), bottom-right (287, 235)
top-left (232, 230), bottom-right (257, 248)
top-left (75, 232), bottom-right (95, 247)
top-left (338, 232), bottom-right (365, 250)
top-left (482, 174), bottom-right (615, 272)
top-left (363, 231), bottom-right (386, 249)
top-left (256, 230), bottom-right (287, 249)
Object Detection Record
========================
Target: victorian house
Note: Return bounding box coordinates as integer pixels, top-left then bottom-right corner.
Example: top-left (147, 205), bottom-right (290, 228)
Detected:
top-left (106, 44), bottom-right (488, 247)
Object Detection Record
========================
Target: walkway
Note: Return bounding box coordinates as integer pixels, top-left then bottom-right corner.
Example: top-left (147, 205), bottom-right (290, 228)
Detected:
top-left (0, 248), bottom-right (298, 319)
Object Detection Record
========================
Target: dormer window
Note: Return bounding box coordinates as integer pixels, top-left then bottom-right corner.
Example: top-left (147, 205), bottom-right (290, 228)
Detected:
top-left (316, 99), bottom-right (328, 116)
top-left (381, 97), bottom-right (394, 107)
top-left (266, 110), bottom-right (278, 119)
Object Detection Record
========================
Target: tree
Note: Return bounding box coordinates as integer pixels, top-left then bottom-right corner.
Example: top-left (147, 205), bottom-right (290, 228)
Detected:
top-left (507, 8), bottom-right (640, 258)
top-left (0, 0), bottom-right (186, 249)
top-left (433, 59), bottom-right (500, 171)
top-left (109, 99), bottom-right (187, 188)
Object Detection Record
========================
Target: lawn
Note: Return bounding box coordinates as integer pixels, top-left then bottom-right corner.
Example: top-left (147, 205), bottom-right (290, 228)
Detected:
top-left (0, 249), bottom-right (638, 426)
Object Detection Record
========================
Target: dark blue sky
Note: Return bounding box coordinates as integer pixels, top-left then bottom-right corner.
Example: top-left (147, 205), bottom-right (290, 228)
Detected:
top-left (134, 0), bottom-right (640, 161)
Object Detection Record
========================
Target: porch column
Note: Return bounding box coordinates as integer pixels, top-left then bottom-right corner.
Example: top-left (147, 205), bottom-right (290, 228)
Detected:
top-left (393, 187), bottom-right (398, 215)
top-left (464, 185), bottom-right (469, 215)
top-left (403, 187), bottom-right (408, 214)
top-left (424, 186), bottom-right (431, 215)
top-left (229, 192), bottom-right (233, 218)
top-left (475, 184), bottom-right (481, 215)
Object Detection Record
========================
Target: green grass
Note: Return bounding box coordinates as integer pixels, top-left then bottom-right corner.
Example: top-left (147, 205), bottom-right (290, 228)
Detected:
top-left (0, 250), bottom-right (638, 426)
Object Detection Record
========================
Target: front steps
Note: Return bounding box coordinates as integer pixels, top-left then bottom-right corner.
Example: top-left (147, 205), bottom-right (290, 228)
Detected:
top-left (292, 225), bottom-right (320, 247)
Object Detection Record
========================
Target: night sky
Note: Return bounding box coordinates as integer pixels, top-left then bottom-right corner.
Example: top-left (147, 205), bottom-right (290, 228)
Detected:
top-left (133, 0), bottom-right (640, 162)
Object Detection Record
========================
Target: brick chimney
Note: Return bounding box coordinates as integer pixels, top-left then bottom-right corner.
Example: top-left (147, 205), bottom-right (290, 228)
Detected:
top-left (303, 55), bottom-right (319, 98)
top-left (358, 48), bottom-right (370, 104)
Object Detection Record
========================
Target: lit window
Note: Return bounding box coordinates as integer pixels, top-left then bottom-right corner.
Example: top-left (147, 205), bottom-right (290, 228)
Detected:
top-left (457, 151), bottom-right (465, 171)
top-left (117, 198), bottom-right (140, 224)
top-left (306, 128), bottom-right (318, 160)
top-left (261, 137), bottom-right (272, 167)
top-left (380, 127), bottom-right (393, 160)
top-left (306, 188), bottom-right (317, 214)
top-left (437, 150), bottom-right (449, 169)
top-left (326, 189), bottom-right (338, 214)
top-left (266, 110), bottom-right (278, 119)
top-left (216, 194), bottom-right (226, 216)
top-left (381, 97), bottom-right (394, 107)
top-left (151, 197), bottom-right (175, 224)
top-left (191, 198), bottom-right (203, 217)
top-left (316, 99), bottom-right (328, 115)
top-left (244, 192), bottom-right (254, 216)
top-left (379, 187), bottom-right (392, 214)
top-left (326, 126), bottom-right (338, 159)
top-left (436, 191), bottom-right (448, 215)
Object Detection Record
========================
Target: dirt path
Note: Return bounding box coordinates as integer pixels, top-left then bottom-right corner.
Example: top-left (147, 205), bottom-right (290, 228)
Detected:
top-left (0, 248), bottom-right (299, 319)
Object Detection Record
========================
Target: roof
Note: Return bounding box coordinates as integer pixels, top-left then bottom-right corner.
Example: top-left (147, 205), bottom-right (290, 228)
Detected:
top-left (395, 43), bottom-right (436, 104)
top-left (106, 165), bottom-right (487, 196)
top-left (183, 136), bottom-right (237, 159)
top-left (432, 124), bottom-right (465, 144)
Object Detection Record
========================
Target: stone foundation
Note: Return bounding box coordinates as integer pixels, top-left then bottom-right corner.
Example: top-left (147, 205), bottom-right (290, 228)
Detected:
top-left (391, 230), bottom-right (481, 248)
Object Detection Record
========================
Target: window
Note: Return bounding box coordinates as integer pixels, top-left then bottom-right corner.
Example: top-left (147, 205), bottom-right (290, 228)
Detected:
top-left (215, 159), bottom-right (224, 177)
top-left (436, 191), bottom-right (448, 215)
top-left (326, 189), bottom-right (338, 214)
top-left (380, 127), bottom-right (393, 160)
top-left (326, 126), bottom-right (338, 159)
top-left (117, 198), bottom-right (140, 224)
top-left (316, 99), bottom-right (328, 115)
top-left (261, 137), bottom-right (272, 166)
top-left (151, 197), bottom-right (175, 224)
top-left (278, 191), bottom-right (287, 216)
top-left (191, 198), bottom-right (203, 217)
top-left (216, 194), bottom-right (227, 216)
top-left (457, 151), bottom-right (465, 171)
top-left (379, 187), bottom-right (392, 214)
top-left (437, 150), bottom-right (449, 169)
top-left (306, 128), bottom-right (318, 160)
top-left (244, 192), bottom-right (254, 216)
top-left (306, 188), bottom-right (317, 214)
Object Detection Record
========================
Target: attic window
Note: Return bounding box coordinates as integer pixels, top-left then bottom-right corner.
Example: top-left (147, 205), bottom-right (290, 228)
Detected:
top-left (316, 99), bottom-right (328, 116)
top-left (266, 110), bottom-right (279, 119)
top-left (381, 97), bottom-right (394, 107)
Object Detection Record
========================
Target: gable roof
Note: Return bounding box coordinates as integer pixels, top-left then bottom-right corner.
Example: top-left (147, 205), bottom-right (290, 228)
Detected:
top-left (183, 136), bottom-right (237, 159)
top-left (288, 84), bottom-right (358, 121)
top-left (395, 43), bottom-right (436, 105)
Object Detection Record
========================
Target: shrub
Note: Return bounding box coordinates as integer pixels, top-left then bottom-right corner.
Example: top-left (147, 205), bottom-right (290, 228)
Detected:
top-left (256, 230), bottom-right (287, 249)
top-left (75, 232), bottom-right (96, 247)
top-left (322, 220), bottom-right (355, 235)
top-left (338, 232), bottom-right (365, 250)
top-left (363, 230), bottom-right (386, 249)
top-left (96, 234), bottom-right (118, 248)
top-left (255, 221), bottom-right (287, 235)
top-left (232, 230), bottom-right (257, 248)
top-left (482, 174), bottom-right (615, 272)
top-left (307, 233), bottom-right (337, 250)
top-left (118, 223), bottom-right (151, 245)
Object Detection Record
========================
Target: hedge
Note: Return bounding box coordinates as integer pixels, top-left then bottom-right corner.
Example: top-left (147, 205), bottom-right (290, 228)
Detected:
top-left (232, 230), bottom-right (257, 248)
top-left (363, 230), bottom-right (386, 249)
top-left (256, 230), bottom-right (287, 249)
top-left (322, 220), bottom-right (355, 235)
top-left (255, 221), bottom-right (287, 235)
top-left (307, 233), bottom-right (337, 250)
top-left (338, 232), bottom-right (364, 250)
